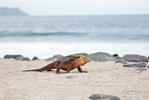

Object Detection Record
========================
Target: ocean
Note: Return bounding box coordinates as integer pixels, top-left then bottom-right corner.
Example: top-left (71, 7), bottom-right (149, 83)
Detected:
top-left (0, 15), bottom-right (149, 58)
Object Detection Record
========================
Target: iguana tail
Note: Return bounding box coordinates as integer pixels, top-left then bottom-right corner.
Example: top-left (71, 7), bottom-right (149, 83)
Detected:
top-left (23, 69), bottom-right (42, 72)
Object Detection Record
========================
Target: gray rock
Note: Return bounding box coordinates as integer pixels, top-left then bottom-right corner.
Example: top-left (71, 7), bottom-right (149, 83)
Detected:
top-left (123, 54), bottom-right (148, 62)
top-left (89, 94), bottom-right (120, 100)
top-left (15, 56), bottom-right (24, 60)
top-left (4, 54), bottom-right (23, 59)
top-left (69, 53), bottom-right (88, 57)
top-left (147, 65), bottom-right (149, 68)
top-left (123, 62), bottom-right (146, 68)
top-left (15, 56), bottom-right (30, 61)
top-left (88, 52), bottom-right (116, 62)
top-left (46, 57), bottom-right (55, 61)
top-left (32, 56), bottom-right (39, 60)
top-left (115, 59), bottom-right (127, 64)
top-left (22, 57), bottom-right (30, 61)
top-left (52, 55), bottom-right (63, 59)
top-left (4, 54), bottom-right (30, 61)
top-left (46, 55), bottom-right (63, 61)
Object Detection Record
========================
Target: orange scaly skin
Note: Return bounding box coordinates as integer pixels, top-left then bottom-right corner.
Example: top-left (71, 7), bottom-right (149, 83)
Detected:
top-left (23, 56), bottom-right (91, 74)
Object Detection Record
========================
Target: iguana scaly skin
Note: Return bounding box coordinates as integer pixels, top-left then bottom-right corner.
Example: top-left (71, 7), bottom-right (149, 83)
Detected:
top-left (23, 56), bottom-right (91, 74)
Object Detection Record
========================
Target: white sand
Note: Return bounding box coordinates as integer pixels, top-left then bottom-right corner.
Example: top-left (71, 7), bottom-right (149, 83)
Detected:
top-left (0, 59), bottom-right (149, 100)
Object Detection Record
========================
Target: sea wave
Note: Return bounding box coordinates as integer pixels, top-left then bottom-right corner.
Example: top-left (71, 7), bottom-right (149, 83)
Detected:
top-left (0, 31), bottom-right (85, 37)
top-left (0, 31), bottom-right (149, 42)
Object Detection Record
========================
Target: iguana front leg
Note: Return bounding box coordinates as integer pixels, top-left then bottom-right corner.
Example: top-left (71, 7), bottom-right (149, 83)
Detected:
top-left (56, 66), bottom-right (62, 74)
top-left (77, 66), bottom-right (88, 73)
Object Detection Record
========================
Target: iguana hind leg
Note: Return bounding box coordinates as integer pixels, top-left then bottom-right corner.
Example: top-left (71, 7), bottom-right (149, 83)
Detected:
top-left (56, 66), bottom-right (62, 74)
top-left (77, 66), bottom-right (88, 73)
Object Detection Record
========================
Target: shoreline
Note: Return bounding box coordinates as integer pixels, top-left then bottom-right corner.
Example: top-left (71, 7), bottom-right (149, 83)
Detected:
top-left (0, 42), bottom-right (149, 59)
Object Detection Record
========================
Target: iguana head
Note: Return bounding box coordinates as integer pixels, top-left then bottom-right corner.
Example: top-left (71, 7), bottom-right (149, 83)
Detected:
top-left (78, 56), bottom-right (91, 65)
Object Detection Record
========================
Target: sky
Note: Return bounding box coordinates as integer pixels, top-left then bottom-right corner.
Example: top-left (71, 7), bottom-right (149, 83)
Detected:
top-left (0, 0), bottom-right (149, 15)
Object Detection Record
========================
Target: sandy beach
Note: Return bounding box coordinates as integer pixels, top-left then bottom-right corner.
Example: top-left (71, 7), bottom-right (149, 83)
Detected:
top-left (0, 59), bottom-right (149, 100)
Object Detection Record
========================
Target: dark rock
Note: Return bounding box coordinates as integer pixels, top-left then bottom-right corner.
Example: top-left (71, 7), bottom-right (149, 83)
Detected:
top-left (89, 94), bottom-right (120, 100)
top-left (32, 56), bottom-right (39, 60)
top-left (88, 52), bottom-right (116, 62)
top-left (52, 55), bottom-right (63, 59)
top-left (15, 56), bottom-right (24, 60)
top-left (15, 56), bottom-right (30, 61)
top-left (4, 54), bottom-right (23, 59)
top-left (113, 54), bottom-right (119, 57)
top-left (22, 57), bottom-right (30, 61)
top-left (69, 53), bottom-right (88, 57)
top-left (123, 54), bottom-right (148, 62)
top-left (113, 54), bottom-right (122, 59)
top-left (115, 59), bottom-right (127, 64)
top-left (4, 54), bottom-right (30, 61)
top-left (123, 62), bottom-right (146, 68)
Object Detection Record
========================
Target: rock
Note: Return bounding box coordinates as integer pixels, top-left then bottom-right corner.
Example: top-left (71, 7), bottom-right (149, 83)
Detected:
top-left (113, 54), bottom-right (122, 59)
top-left (15, 56), bottom-right (30, 61)
top-left (46, 55), bottom-right (63, 61)
top-left (69, 53), bottom-right (88, 57)
top-left (15, 56), bottom-right (24, 60)
top-left (22, 57), bottom-right (30, 61)
top-left (46, 57), bottom-right (55, 61)
top-left (89, 94), bottom-right (121, 100)
top-left (123, 62), bottom-right (146, 68)
top-left (52, 55), bottom-right (63, 59)
top-left (4, 54), bottom-right (23, 59)
top-left (3, 54), bottom-right (30, 61)
top-left (123, 54), bottom-right (148, 62)
top-left (88, 52), bottom-right (116, 62)
top-left (115, 59), bottom-right (127, 64)
top-left (32, 56), bottom-right (39, 60)
top-left (113, 54), bottom-right (119, 57)
top-left (147, 65), bottom-right (149, 68)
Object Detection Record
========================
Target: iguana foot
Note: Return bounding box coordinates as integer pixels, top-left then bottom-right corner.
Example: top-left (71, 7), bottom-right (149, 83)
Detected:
top-left (56, 72), bottom-right (63, 74)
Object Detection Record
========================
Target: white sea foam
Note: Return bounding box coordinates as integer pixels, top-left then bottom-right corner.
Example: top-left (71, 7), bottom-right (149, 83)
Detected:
top-left (0, 42), bottom-right (148, 59)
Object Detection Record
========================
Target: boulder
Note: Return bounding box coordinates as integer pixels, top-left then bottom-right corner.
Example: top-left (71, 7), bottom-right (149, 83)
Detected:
top-left (115, 59), bottom-right (127, 64)
top-left (69, 53), bottom-right (88, 57)
top-left (123, 62), bottom-right (146, 68)
top-left (15, 56), bottom-right (24, 60)
top-left (46, 57), bottom-right (55, 61)
top-left (14, 56), bottom-right (30, 61)
top-left (3, 54), bottom-right (30, 61)
top-left (52, 55), bottom-right (63, 59)
top-left (147, 65), bottom-right (149, 68)
top-left (123, 54), bottom-right (148, 62)
top-left (22, 57), bottom-right (30, 61)
top-left (88, 52), bottom-right (116, 62)
top-left (32, 56), bottom-right (39, 60)
top-left (113, 54), bottom-right (119, 57)
top-left (4, 54), bottom-right (23, 59)
top-left (46, 54), bottom-right (63, 61)
top-left (89, 94), bottom-right (121, 100)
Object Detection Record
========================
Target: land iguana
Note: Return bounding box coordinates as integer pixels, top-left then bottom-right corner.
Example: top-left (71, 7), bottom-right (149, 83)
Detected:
top-left (23, 56), bottom-right (91, 74)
